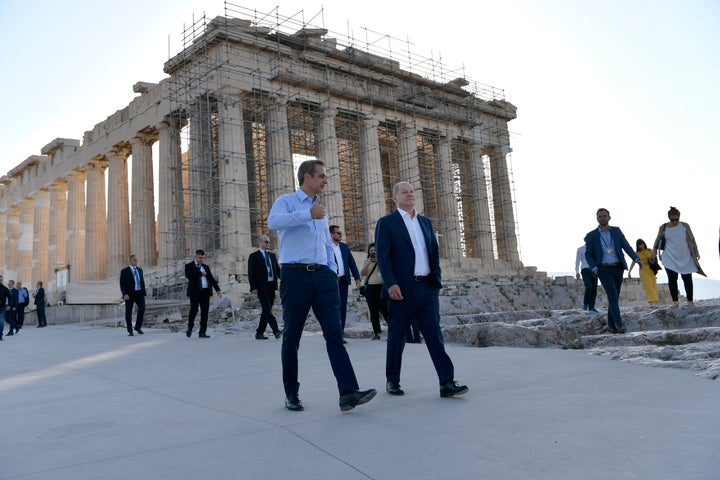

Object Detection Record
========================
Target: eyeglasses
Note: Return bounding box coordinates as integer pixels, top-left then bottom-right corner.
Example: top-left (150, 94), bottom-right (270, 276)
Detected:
top-left (263, 240), bottom-right (271, 243)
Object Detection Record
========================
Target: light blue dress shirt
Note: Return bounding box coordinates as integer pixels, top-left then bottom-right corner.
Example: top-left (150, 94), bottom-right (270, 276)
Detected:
top-left (267, 189), bottom-right (338, 272)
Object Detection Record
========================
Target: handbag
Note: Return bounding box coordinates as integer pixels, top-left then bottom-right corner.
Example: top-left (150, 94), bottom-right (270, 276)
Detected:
top-left (359, 262), bottom-right (377, 296)
top-left (648, 258), bottom-right (662, 275)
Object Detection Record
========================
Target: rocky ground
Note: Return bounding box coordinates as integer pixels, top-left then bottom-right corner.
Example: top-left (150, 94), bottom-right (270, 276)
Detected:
top-left (141, 281), bottom-right (720, 381)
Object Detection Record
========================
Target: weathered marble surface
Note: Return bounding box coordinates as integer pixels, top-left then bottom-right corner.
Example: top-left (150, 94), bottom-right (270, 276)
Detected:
top-left (138, 277), bottom-right (719, 380)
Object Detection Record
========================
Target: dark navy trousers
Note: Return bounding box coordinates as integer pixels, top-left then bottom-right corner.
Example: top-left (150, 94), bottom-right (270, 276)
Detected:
top-left (280, 265), bottom-right (359, 397)
top-left (385, 279), bottom-right (454, 386)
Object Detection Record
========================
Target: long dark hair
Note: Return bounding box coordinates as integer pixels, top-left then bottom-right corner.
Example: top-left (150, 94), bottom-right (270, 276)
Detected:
top-left (635, 239), bottom-right (647, 251)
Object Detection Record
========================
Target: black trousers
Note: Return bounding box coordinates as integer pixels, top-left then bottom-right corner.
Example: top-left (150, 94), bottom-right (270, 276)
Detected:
top-left (124, 291), bottom-right (146, 332)
top-left (188, 289), bottom-right (212, 334)
top-left (36, 303), bottom-right (47, 326)
top-left (256, 289), bottom-right (280, 335)
top-left (666, 268), bottom-right (693, 302)
top-left (363, 284), bottom-right (387, 334)
top-left (16, 305), bottom-right (26, 328)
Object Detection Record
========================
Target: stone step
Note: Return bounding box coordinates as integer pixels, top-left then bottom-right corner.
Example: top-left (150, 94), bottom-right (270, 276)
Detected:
top-left (581, 327), bottom-right (720, 348)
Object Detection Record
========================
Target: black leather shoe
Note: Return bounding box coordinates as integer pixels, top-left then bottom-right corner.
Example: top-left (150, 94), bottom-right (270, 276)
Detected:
top-left (440, 381), bottom-right (468, 398)
top-left (274, 330), bottom-right (282, 339)
top-left (7, 332), bottom-right (14, 336)
top-left (339, 388), bottom-right (377, 411)
top-left (608, 325), bottom-right (619, 334)
top-left (371, 334), bottom-right (381, 340)
top-left (186, 329), bottom-right (192, 338)
top-left (199, 333), bottom-right (211, 338)
top-left (128, 331), bottom-right (134, 336)
top-left (285, 394), bottom-right (304, 411)
top-left (255, 334), bottom-right (268, 340)
top-left (617, 325), bottom-right (627, 334)
top-left (386, 382), bottom-right (404, 396)
top-left (135, 328), bottom-right (144, 335)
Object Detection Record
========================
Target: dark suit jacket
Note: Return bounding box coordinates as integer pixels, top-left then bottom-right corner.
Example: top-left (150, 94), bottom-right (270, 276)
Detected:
top-left (34, 287), bottom-right (46, 306)
top-left (0, 284), bottom-right (10, 307)
top-left (336, 242), bottom-right (361, 284)
top-left (248, 249), bottom-right (280, 292)
top-left (120, 266), bottom-right (147, 297)
top-left (585, 226), bottom-right (638, 271)
top-left (375, 210), bottom-right (442, 299)
top-left (185, 261), bottom-right (221, 297)
top-left (8, 287), bottom-right (19, 308)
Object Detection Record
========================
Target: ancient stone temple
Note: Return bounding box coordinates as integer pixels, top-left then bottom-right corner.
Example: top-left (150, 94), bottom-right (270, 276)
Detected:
top-left (0, 7), bottom-right (523, 306)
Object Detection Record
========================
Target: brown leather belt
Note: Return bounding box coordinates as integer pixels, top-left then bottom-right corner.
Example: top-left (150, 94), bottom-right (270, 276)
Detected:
top-left (600, 262), bottom-right (621, 267)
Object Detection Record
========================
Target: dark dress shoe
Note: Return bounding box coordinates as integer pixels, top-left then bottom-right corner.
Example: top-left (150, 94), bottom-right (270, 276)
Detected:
top-left (186, 329), bottom-right (192, 338)
top-left (386, 382), bottom-right (404, 396)
top-left (255, 334), bottom-right (268, 340)
top-left (339, 388), bottom-right (377, 411)
top-left (617, 325), bottom-right (627, 334)
top-left (285, 394), bottom-right (304, 411)
top-left (440, 380), bottom-right (468, 398)
top-left (134, 328), bottom-right (144, 335)
top-left (371, 334), bottom-right (381, 340)
top-left (274, 330), bottom-right (282, 339)
top-left (199, 333), bottom-right (211, 338)
top-left (128, 331), bottom-right (134, 336)
top-left (6, 332), bottom-right (13, 336)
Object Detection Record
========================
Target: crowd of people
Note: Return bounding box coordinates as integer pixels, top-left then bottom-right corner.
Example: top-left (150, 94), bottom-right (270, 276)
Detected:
top-left (577, 206), bottom-right (708, 334)
top-left (0, 278), bottom-right (46, 341)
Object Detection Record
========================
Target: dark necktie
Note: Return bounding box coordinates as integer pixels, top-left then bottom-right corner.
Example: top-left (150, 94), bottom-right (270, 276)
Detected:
top-left (265, 252), bottom-right (273, 281)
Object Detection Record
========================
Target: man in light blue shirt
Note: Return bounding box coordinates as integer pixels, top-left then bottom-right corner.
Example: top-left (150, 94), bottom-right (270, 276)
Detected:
top-left (268, 159), bottom-right (376, 412)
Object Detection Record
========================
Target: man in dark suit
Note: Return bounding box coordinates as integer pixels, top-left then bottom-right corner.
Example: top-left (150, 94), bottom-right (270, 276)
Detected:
top-left (0, 276), bottom-right (9, 340)
top-left (185, 249), bottom-right (222, 338)
top-left (15, 282), bottom-right (29, 331)
top-left (33, 281), bottom-right (47, 328)
top-left (6, 280), bottom-right (19, 336)
top-left (247, 234), bottom-right (281, 340)
top-left (375, 181), bottom-right (468, 399)
top-left (329, 225), bottom-right (361, 339)
top-left (119, 254), bottom-right (146, 336)
top-left (585, 208), bottom-right (641, 334)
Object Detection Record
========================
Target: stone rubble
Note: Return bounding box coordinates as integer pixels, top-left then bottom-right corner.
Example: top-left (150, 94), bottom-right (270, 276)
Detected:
top-left (137, 276), bottom-right (719, 380)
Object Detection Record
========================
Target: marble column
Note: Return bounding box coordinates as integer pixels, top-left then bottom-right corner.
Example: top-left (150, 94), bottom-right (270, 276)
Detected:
top-left (435, 136), bottom-right (462, 259)
top-left (85, 159), bottom-right (108, 280)
top-left (468, 142), bottom-right (494, 260)
top-left (0, 212), bottom-right (6, 272)
top-left (398, 122), bottom-right (424, 212)
top-left (359, 114), bottom-right (386, 241)
top-left (216, 96), bottom-right (252, 252)
top-left (4, 206), bottom-right (19, 282)
top-left (106, 148), bottom-right (131, 276)
top-left (265, 95), bottom-right (295, 207)
top-left (158, 117), bottom-right (186, 263)
top-left (66, 169), bottom-right (86, 281)
top-left (131, 135), bottom-right (157, 266)
top-left (18, 198), bottom-right (34, 283)
top-left (32, 189), bottom-right (51, 285)
top-left (316, 107), bottom-right (345, 232)
top-left (47, 180), bottom-right (67, 296)
top-left (488, 146), bottom-right (520, 264)
top-left (189, 100), bottom-right (214, 250)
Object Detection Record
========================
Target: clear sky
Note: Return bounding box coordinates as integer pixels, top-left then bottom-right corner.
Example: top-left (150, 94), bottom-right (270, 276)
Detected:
top-left (1, 0), bottom-right (719, 285)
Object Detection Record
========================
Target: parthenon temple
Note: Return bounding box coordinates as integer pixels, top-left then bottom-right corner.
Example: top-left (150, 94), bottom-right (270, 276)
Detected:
top-left (0, 5), bottom-right (524, 307)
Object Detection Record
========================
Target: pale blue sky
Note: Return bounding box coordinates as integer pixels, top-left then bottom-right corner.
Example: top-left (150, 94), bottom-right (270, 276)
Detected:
top-left (1, 0), bottom-right (718, 286)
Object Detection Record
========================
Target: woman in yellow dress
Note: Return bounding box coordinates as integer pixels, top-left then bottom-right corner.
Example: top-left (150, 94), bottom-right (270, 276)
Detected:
top-left (628, 239), bottom-right (659, 304)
